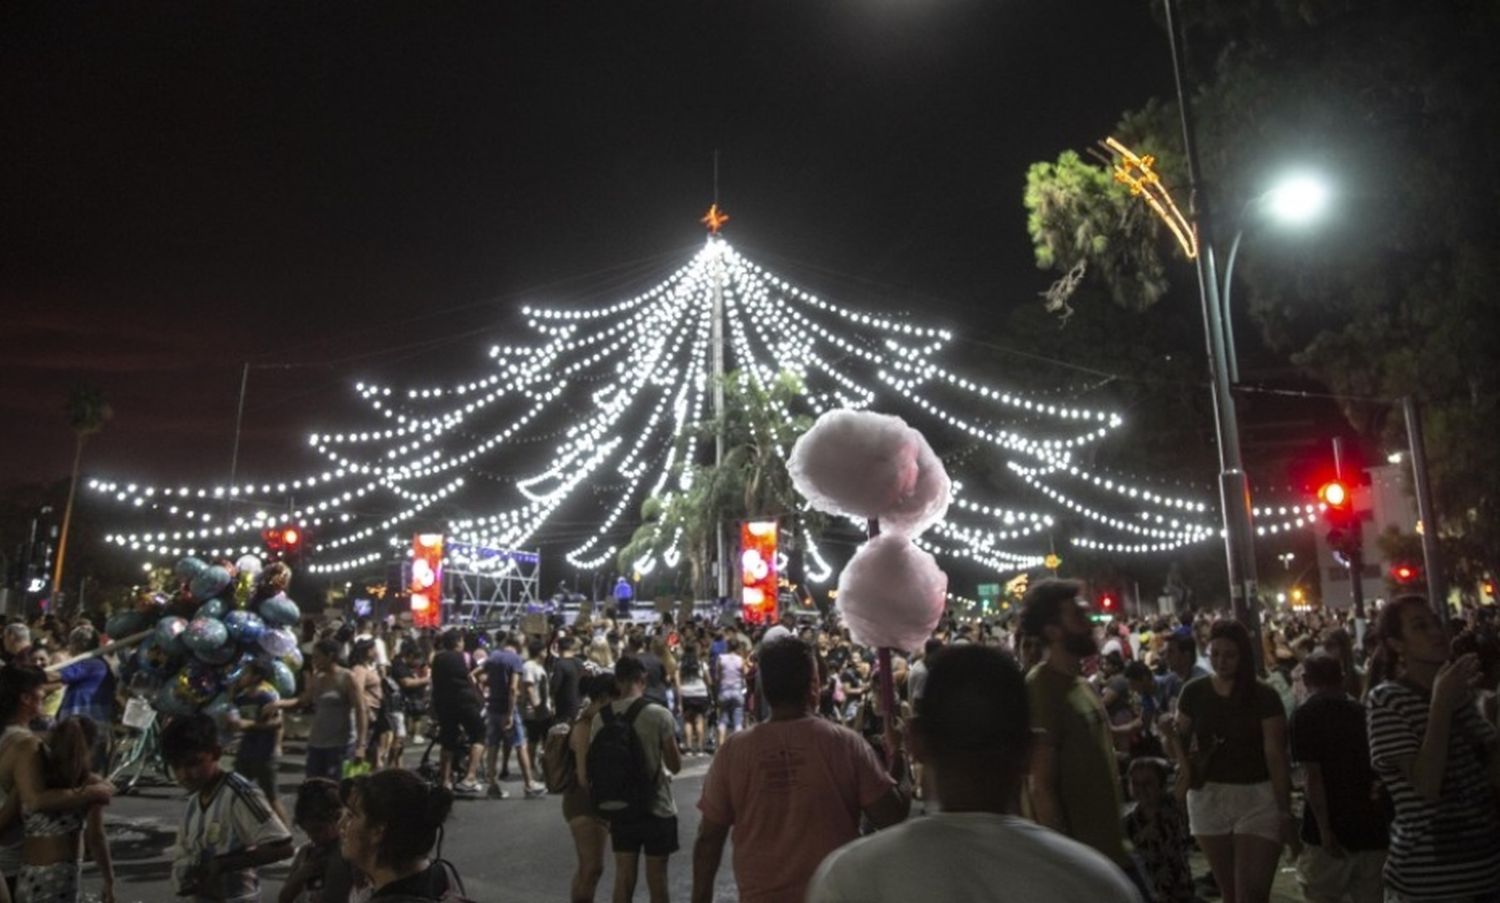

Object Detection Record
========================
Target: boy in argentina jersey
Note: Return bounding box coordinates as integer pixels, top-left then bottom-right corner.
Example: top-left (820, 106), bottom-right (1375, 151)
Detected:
top-left (163, 713), bottom-right (294, 903)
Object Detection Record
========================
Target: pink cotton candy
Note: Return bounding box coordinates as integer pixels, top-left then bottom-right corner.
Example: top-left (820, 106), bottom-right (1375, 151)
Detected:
top-left (787, 409), bottom-right (920, 520)
top-left (836, 533), bottom-right (948, 653)
top-left (877, 430), bottom-right (951, 538)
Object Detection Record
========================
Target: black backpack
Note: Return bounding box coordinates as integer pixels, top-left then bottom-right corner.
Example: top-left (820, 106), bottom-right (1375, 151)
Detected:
top-left (586, 697), bottom-right (656, 822)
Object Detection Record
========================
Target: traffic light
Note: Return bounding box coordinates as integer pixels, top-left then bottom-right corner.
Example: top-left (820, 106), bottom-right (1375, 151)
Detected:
top-left (1098, 591), bottom-right (1118, 613)
top-left (261, 524), bottom-right (309, 561)
top-left (1318, 479), bottom-right (1359, 556)
top-left (1390, 562), bottom-right (1421, 585)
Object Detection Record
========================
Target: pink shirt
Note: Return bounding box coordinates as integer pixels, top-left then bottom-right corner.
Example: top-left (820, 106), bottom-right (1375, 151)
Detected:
top-left (698, 715), bottom-right (895, 903)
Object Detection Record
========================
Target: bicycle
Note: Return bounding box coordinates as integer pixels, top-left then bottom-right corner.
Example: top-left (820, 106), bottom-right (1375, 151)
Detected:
top-left (108, 691), bottom-right (170, 793)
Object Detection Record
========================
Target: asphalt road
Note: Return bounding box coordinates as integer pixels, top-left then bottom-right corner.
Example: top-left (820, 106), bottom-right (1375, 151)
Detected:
top-left (82, 733), bottom-right (1308, 903)
top-left (83, 736), bottom-right (738, 903)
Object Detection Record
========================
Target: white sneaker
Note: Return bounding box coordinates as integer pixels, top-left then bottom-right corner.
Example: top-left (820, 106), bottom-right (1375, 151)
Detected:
top-left (524, 783), bottom-right (547, 798)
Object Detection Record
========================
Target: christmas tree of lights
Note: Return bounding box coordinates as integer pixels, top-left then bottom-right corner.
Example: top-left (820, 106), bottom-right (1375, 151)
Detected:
top-left (88, 213), bottom-right (1323, 587)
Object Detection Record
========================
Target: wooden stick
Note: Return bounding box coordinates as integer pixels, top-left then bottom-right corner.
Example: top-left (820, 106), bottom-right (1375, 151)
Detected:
top-left (43, 629), bottom-right (153, 674)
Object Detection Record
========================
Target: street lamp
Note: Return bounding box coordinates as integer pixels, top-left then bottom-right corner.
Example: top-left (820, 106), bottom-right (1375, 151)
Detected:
top-left (1162, 0), bottom-right (1263, 667)
top-left (1222, 172), bottom-right (1332, 382)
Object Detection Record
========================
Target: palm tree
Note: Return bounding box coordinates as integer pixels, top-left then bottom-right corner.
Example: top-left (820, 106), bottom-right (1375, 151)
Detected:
top-left (51, 387), bottom-right (112, 601)
top-left (618, 368), bottom-right (824, 598)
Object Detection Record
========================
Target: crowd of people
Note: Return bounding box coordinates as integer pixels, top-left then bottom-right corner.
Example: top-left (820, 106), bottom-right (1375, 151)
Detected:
top-left (0, 581), bottom-right (1497, 902)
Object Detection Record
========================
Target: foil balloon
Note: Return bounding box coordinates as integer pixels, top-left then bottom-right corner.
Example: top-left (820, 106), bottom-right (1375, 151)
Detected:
top-left (136, 635), bottom-right (178, 676)
top-left (154, 680), bottom-right (197, 716)
top-left (177, 661), bottom-right (223, 707)
top-left (182, 617), bottom-right (229, 657)
top-left (234, 555), bottom-right (263, 580)
top-left (155, 616), bottom-right (189, 653)
top-left (189, 565), bottom-right (232, 602)
top-left (174, 557), bottom-right (208, 582)
top-left (196, 598), bottom-right (227, 621)
top-left (192, 640), bottom-right (237, 666)
top-left (257, 592), bottom-right (301, 627)
top-left (223, 610), bottom-right (266, 645)
top-left (203, 691), bottom-right (234, 721)
top-left (224, 651), bottom-right (258, 686)
top-left (280, 646), bottom-right (304, 673)
top-left (268, 659), bottom-right (297, 698)
top-left (105, 610), bottom-right (145, 639)
top-left (258, 627), bottom-right (298, 658)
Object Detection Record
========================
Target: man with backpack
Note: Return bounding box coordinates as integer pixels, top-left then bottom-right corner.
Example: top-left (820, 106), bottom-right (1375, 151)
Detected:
top-left (588, 655), bottom-right (682, 903)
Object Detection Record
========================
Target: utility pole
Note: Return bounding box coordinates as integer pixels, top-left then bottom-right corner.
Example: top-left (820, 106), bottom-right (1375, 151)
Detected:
top-left (1163, 0), bottom-right (1262, 668)
top-left (1403, 397), bottom-right (1447, 623)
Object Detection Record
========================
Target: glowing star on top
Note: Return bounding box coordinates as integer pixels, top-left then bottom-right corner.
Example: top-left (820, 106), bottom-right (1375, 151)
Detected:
top-left (701, 203), bottom-right (730, 235)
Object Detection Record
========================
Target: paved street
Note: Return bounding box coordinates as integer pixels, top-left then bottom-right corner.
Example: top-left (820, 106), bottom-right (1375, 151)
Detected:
top-left (82, 732), bottom-right (1305, 903)
top-left (85, 735), bottom-right (739, 903)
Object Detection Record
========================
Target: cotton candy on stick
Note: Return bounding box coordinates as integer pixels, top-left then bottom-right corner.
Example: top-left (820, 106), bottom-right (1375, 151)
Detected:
top-left (836, 533), bottom-right (949, 653)
top-left (787, 410), bottom-right (921, 520)
top-left (877, 431), bottom-right (951, 538)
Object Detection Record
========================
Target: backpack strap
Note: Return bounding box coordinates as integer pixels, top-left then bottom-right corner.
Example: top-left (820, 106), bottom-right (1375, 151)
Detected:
top-left (622, 696), bottom-right (651, 725)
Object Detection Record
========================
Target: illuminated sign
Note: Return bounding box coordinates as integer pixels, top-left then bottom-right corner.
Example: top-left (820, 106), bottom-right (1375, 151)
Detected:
top-left (740, 520), bottom-right (777, 624)
top-left (410, 533), bottom-right (443, 628)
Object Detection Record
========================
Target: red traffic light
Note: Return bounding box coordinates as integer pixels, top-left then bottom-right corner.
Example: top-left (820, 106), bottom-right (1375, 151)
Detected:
top-left (1099, 593), bottom-right (1117, 611)
top-left (281, 527), bottom-right (301, 548)
top-left (1318, 481), bottom-right (1349, 509)
top-left (1390, 563), bottom-right (1420, 584)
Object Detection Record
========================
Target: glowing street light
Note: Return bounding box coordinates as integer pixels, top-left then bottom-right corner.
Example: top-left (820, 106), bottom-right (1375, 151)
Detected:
top-left (1264, 173), bottom-right (1331, 226)
top-left (1222, 171), bottom-right (1333, 382)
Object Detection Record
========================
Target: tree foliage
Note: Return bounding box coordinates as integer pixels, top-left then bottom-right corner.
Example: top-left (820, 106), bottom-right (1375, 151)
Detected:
top-left (616, 369), bottom-right (824, 597)
top-left (1020, 0), bottom-right (1500, 578)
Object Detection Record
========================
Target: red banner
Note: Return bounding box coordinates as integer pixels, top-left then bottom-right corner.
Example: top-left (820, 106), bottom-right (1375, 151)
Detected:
top-left (410, 533), bottom-right (443, 628)
top-left (740, 521), bottom-right (777, 624)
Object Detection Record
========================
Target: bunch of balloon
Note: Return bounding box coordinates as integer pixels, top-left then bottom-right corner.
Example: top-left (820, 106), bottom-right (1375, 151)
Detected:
top-left (112, 555), bottom-right (305, 720)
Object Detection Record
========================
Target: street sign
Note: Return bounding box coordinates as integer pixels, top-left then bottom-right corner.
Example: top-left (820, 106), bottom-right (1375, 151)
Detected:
top-left (976, 583), bottom-right (1000, 612)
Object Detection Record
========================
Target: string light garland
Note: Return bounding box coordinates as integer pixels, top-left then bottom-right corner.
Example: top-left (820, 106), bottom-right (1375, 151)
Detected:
top-left (90, 234), bottom-right (1324, 583)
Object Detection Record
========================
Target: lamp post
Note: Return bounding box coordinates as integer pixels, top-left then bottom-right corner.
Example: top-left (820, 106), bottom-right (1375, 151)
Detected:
top-left (1163, 0), bottom-right (1262, 667)
top-left (1221, 174), bottom-right (1331, 382)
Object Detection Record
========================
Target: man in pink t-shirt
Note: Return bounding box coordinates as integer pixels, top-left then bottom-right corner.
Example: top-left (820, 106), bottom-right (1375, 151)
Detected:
top-left (690, 637), bottom-right (911, 903)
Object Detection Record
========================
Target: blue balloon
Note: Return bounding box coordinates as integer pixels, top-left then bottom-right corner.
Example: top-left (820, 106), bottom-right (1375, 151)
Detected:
top-left (135, 634), bottom-right (175, 676)
top-left (196, 598), bottom-right (227, 621)
top-left (203, 691), bottom-right (234, 721)
top-left (269, 659), bottom-right (296, 697)
top-left (190, 565), bottom-right (232, 602)
top-left (182, 617), bottom-right (229, 656)
top-left (258, 627), bottom-right (298, 658)
top-left (257, 592), bottom-right (301, 627)
top-left (174, 557), bottom-right (208, 582)
top-left (192, 640), bottom-right (237, 666)
top-left (224, 650), bottom-right (258, 685)
top-left (223, 610), bottom-right (266, 644)
top-left (153, 681), bottom-right (196, 717)
top-left (155, 616), bottom-right (189, 653)
top-left (106, 610), bottom-right (145, 638)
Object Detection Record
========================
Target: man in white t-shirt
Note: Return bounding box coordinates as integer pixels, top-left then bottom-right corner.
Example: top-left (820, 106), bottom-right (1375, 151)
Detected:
top-left (806, 645), bottom-right (1141, 903)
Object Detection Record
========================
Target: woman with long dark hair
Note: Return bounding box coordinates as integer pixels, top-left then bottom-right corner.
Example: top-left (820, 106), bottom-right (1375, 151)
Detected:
top-left (0, 667), bottom-right (111, 903)
top-left (339, 769), bottom-right (457, 900)
top-left (14, 717), bottom-right (113, 902)
top-left (1366, 595), bottom-right (1500, 900)
top-left (1173, 620), bottom-right (1293, 903)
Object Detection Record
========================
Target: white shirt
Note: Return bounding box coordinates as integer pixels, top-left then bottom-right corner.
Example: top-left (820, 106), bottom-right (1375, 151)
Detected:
top-left (354, 632), bottom-right (389, 668)
top-left (806, 812), bottom-right (1141, 903)
top-left (173, 772), bottom-right (291, 903)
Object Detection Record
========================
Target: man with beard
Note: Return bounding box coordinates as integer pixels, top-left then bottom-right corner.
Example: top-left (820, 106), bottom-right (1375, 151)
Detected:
top-left (1020, 580), bottom-right (1131, 874)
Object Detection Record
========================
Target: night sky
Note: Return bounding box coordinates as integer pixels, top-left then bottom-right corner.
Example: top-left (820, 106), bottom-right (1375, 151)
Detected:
top-left (2, 1), bottom-right (1172, 490)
